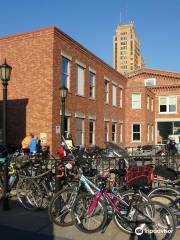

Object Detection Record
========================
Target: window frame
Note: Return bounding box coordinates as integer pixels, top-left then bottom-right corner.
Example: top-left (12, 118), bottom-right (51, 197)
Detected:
top-left (132, 123), bottom-right (141, 142)
top-left (64, 117), bottom-right (70, 139)
top-left (105, 122), bottom-right (109, 142)
top-left (62, 56), bottom-right (70, 89)
top-left (120, 88), bottom-right (123, 108)
top-left (144, 78), bottom-right (156, 86)
top-left (112, 123), bottom-right (117, 143)
top-left (76, 118), bottom-right (84, 145)
top-left (120, 123), bottom-right (123, 143)
top-left (105, 80), bottom-right (110, 104)
top-left (77, 65), bottom-right (85, 96)
top-left (159, 96), bottom-right (177, 114)
top-left (112, 84), bottom-right (117, 106)
top-left (89, 71), bottom-right (95, 99)
top-left (147, 95), bottom-right (150, 111)
top-left (132, 93), bottom-right (141, 109)
top-left (89, 120), bottom-right (95, 145)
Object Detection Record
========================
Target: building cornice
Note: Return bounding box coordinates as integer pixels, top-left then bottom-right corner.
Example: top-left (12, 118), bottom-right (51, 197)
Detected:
top-left (148, 84), bottom-right (180, 90)
top-left (126, 68), bottom-right (180, 79)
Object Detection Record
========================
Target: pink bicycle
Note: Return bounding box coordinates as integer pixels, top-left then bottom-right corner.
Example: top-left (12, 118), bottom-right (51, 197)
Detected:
top-left (71, 176), bottom-right (176, 239)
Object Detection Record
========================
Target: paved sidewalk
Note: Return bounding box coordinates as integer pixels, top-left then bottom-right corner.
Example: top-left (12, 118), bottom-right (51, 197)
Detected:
top-left (0, 199), bottom-right (179, 240)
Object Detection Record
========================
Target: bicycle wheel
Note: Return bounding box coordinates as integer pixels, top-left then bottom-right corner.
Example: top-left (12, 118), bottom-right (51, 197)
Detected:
top-left (36, 178), bottom-right (53, 209)
top-left (113, 190), bottom-right (154, 234)
top-left (16, 178), bottom-right (43, 210)
top-left (48, 186), bottom-right (78, 227)
top-left (139, 201), bottom-right (176, 240)
top-left (148, 186), bottom-right (180, 228)
top-left (71, 192), bottom-right (108, 233)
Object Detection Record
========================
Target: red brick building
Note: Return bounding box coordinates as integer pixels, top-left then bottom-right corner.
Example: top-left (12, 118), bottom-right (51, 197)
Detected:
top-left (0, 27), bottom-right (126, 154)
top-left (0, 27), bottom-right (180, 153)
top-left (127, 68), bottom-right (180, 145)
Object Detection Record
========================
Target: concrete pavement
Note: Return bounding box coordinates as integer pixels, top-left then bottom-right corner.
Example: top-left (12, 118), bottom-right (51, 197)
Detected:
top-left (0, 199), bottom-right (179, 240)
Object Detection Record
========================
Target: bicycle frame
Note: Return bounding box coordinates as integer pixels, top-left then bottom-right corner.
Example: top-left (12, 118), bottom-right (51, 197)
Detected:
top-left (86, 190), bottom-right (129, 216)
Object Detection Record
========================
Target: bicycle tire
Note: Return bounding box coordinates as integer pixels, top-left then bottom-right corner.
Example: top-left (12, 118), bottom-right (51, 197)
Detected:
top-left (16, 178), bottom-right (43, 210)
top-left (148, 186), bottom-right (180, 229)
top-left (139, 201), bottom-right (176, 240)
top-left (113, 190), bottom-right (153, 234)
top-left (71, 192), bottom-right (108, 233)
top-left (48, 186), bottom-right (77, 227)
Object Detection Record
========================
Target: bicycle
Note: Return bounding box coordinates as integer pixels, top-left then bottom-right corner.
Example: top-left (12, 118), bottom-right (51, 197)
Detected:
top-left (71, 175), bottom-right (176, 239)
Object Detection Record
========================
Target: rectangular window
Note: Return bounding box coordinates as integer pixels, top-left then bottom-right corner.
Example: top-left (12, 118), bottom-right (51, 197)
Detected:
top-left (132, 93), bottom-right (141, 109)
top-left (120, 124), bottom-right (123, 143)
top-left (147, 124), bottom-right (150, 142)
top-left (76, 118), bottom-right (84, 145)
top-left (105, 80), bottom-right (109, 103)
top-left (159, 96), bottom-right (177, 113)
top-left (151, 98), bottom-right (154, 112)
top-left (120, 89), bottom-right (123, 108)
top-left (144, 78), bottom-right (156, 86)
top-left (151, 125), bottom-right (154, 141)
top-left (64, 117), bottom-right (70, 139)
top-left (132, 124), bottom-right (141, 142)
top-left (147, 95), bottom-right (150, 110)
top-left (77, 65), bottom-right (85, 96)
top-left (62, 57), bottom-right (70, 88)
top-left (89, 120), bottom-right (95, 145)
top-left (112, 85), bottom-right (117, 106)
top-left (89, 72), bottom-right (95, 98)
top-left (112, 123), bottom-right (116, 142)
top-left (105, 122), bottom-right (109, 142)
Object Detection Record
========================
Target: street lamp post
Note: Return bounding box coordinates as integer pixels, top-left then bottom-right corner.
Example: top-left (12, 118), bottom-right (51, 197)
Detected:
top-left (0, 59), bottom-right (12, 210)
top-left (55, 86), bottom-right (68, 192)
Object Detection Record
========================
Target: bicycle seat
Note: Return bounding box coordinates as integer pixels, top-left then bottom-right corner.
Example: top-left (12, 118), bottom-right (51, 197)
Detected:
top-left (109, 169), bottom-right (126, 177)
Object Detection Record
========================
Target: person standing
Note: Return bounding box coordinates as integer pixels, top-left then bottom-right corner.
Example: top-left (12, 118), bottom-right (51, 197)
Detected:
top-left (21, 133), bottom-right (33, 153)
top-left (28, 135), bottom-right (38, 153)
top-left (65, 133), bottom-right (75, 150)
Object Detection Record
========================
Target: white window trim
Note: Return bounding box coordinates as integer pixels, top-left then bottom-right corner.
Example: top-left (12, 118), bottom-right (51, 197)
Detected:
top-left (132, 123), bottom-right (141, 143)
top-left (75, 60), bottom-right (86, 68)
top-left (112, 123), bottom-right (117, 143)
top-left (76, 119), bottom-right (84, 145)
top-left (105, 122), bottom-right (109, 142)
top-left (132, 93), bottom-right (141, 109)
top-left (120, 88), bottom-right (123, 108)
top-left (64, 117), bottom-right (70, 139)
top-left (89, 71), bottom-right (95, 99)
top-left (89, 120), bottom-right (95, 145)
top-left (147, 124), bottom-right (150, 142)
top-left (112, 84), bottom-right (117, 106)
top-left (151, 125), bottom-right (154, 141)
top-left (77, 65), bottom-right (85, 96)
top-left (147, 96), bottom-right (150, 111)
top-left (89, 67), bottom-right (96, 74)
top-left (151, 98), bottom-right (154, 112)
top-left (159, 96), bottom-right (177, 114)
top-left (62, 56), bottom-right (70, 89)
top-left (105, 81), bottom-right (110, 104)
top-left (144, 78), bottom-right (156, 86)
top-left (61, 50), bottom-right (72, 61)
top-left (120, 124), bottom-right (123, 143)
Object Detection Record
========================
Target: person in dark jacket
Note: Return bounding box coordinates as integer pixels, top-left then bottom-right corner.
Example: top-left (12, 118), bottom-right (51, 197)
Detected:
top-left (166, 138), bottom-right (177, 155)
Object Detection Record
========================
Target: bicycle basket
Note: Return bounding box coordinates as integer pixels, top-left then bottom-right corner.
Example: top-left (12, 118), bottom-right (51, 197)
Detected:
top-left (125, 165), bottom-right (154, 188)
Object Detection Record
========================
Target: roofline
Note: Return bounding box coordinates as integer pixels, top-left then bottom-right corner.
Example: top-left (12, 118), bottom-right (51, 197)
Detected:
top-left (53, 27), bottom-right (126, 79)
top-left (127, 68), bottom-right (180, 79)
top-left (0, 26), bottom-right (126, 81)
top-left (0, 26), bottom-right (55, 42)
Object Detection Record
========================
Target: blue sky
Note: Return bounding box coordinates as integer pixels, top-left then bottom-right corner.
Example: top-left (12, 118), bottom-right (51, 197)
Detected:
top-left (1, 0), bottom-right (180, 72)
